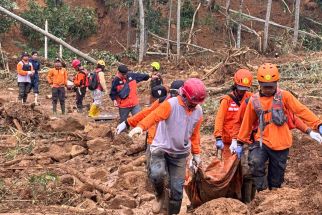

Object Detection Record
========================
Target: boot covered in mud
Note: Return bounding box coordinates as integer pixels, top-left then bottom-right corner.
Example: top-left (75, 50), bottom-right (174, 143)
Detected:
top-left (152, 192), bottom-right (165, 214)
top-left (168, 199), bottom-right (182, 215)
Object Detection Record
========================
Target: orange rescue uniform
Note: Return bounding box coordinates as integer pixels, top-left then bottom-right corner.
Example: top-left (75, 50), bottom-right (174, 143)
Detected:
top-left (47, 68), bottom-right (68, 88)
top-left (127, 99), bottom-right (162, 144)
top-left (238, 90), bottom-right (322, 150)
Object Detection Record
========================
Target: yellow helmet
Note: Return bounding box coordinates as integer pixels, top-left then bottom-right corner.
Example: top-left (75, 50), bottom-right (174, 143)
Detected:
top-left (151, 61), bottom-right (160, 71)
top-left (97, 60), bottom-right (106, 67)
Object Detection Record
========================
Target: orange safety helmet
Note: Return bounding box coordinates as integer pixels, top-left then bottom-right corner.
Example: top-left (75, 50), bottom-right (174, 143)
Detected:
top-left (234, 69), bottom-right (253, 90)
top-left (257, 63), bottom-right (279, 85)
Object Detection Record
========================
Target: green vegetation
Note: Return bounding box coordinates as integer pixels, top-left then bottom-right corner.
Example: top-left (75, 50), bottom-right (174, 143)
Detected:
top-left (181, 0), bottom-right (195, 29)
top-left (0, 0), bottom-right (15, 34)
top-left (20, 0), bottom-right (97, 48)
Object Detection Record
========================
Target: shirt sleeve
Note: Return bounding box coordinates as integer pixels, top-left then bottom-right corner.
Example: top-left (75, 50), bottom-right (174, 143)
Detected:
top-left (138, 100), bottom-right (172, 130)
top-left (214, 98), bottom-right (229, 139)
top-left (283, 91), bottom-right (322, 130)
top-left (17, 62), bottom-right (27, 76)
top-left (109, 77), bottom-right (119, 101)
top-left (98, 72), bottom-right (107, 92)
top-left (130, 72), bottom-right (150, 83)
top-left (190, 117), bottom-right (203, 155)
top-left (237, 100), bottom-right (258, 144)
top-left (47, 69), bottom-right (53, 84)
top-left (127, 100), bottom-right (160, 127)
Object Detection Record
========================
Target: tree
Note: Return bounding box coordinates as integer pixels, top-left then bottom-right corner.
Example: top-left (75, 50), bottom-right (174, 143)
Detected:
top-left (293, 0), bottom-right (301, 47)
top-left (177, 0), bottom-right (181, 62)
top-left (0, 0), bottom-right (15, 35)
top-left (236, 0), bottom-right (244, 48)
top-left (225, 0), bottom-right (232, 47)
top-left (138, 0), bottom-right (145, 63)
top-left (263, 0), bottom-right (272, 52)
top-left (166, 0), bottom-right (173, 59)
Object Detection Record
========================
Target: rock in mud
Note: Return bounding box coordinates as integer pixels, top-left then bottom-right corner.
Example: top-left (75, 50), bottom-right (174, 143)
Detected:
top-left (108, 195), bottom-right (137, 209)
top-left (49, 116), bottom-right (86, 132)
top-left (193, 198), bottom-right (250, 215)
top-left (87, 138), bottom-right (110, 152)
top-left (47, 144), bottom-right (71, 162)
top-left (70, 145), bottom-right (87, 157)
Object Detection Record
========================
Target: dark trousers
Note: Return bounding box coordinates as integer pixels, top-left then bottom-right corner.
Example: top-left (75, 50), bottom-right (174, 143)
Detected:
top-left (30, 73), bottom-right (39, 94)
top-left (75, 87), bottom-right (86, 111)
top-left (148, 149), bottom-right (187, 214)
top-left (119, 105), bottom-right (141, 123)
top-left (249, 142), bottom-right (289, 191)
top-left (52, 87), bottom-right (65, 114)
top-left (18, 82), bottom-right (31, 102)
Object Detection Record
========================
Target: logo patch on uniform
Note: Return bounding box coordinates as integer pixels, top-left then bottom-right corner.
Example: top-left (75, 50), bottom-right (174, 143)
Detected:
top-left (242, 78), bottom-right (249, 85)
top-left (264, 74), bottom-right (271, 81)
top-left (158, 90), bottom-right (161, 96)
top-left (129, 77), bottom-right (133, 81)
top-left (119, 81), bottom-right (123, 84)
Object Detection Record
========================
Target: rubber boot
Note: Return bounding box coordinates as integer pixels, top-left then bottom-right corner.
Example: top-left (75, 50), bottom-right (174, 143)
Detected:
top-left (61, 104), bottom-right (66, 115)
top-left (152, 192), bottom-right (165, 214)
top-left (94, 106), bottom-right (100, 117)
top-left (242, 178), bottom-right (253, 203)
top-left (88, 104), bottom-right (97, 117)
top-left (168, 199), bottom-right (182, 215)
top-left (53, 103), bottom-right (57, 115)
top-left (34, 93), bottom-right (39, 106)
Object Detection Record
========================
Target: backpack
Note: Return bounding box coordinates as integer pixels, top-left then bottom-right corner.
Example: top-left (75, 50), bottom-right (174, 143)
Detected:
top-left (118, 78), bottom-right (130, 99)
top-left (87, 70), bottom-right (100, 90)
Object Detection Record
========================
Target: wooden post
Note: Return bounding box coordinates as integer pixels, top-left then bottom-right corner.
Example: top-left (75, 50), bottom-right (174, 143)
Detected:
top-left (166, 0), bottom-right (173, 59)
top-left (138, 0), bottom-right (145, 63)
top-left (0, 6), bottom-right (96, 63)
top-left (44, 19), bottom-right (48, 60)
top-left (59, 44), bottom-right (63, 58)
top-left (263, 0), bottom-right (272, 52)
top-left (293, 0), bottom-right (301, 47)
top-left (236, 0), bottom-right (244, 48)
top-left (176, 0), bottom-right (181, 62)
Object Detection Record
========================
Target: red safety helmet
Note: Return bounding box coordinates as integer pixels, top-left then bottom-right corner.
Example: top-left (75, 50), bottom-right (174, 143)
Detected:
top-left (71, 59), bottom-right (81, 69)
top-left (181, 78), bottom-right (207, 104)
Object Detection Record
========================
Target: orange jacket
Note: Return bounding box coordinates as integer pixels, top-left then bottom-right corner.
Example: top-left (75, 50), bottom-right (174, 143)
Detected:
top-left (137, 96), bottom-right (203, 154)
top-left (127, 99), bottom-right (161, 144)
top-left (232, 94), bottom-right (310, 139)
top-left (214, 92), bottom-right (252, 144)
top-left (237, 90), bottom-right (322, 150)
top-left (17, 60), bottom-right (34, 76)
top-left (47, 68), bottom-right (68, 88)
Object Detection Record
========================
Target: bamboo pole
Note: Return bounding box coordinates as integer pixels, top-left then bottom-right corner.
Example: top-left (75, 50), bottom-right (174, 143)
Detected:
top-left (0, 6), bottom-right (96, 63)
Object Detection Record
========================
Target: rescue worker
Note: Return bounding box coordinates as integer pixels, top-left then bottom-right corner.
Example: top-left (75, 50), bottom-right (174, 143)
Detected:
top-left (88, 60), bottom-right (107, 117)
top-left (17, 52), bottom-right (34, 104)
top-left (128, 78), bottom-right (206, 215)
top-left (109, 65), bottom-right (151, 123)
top-left (214, 69), bottom-right (253, 159)
top-left (47, 59), bottom-right (68, 115)
top-left (72, 59), bottom-right (87, 113)
top-left (29, 51), bottom-right (41, 105)
top-left (149, 62), bottom-right (163, 104)
top-left (237, 63), bottom-right (322, 192)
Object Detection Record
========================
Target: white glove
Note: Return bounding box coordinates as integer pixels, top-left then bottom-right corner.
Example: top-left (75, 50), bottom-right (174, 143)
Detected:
top-left (192, 154), bottom-right (201, 166)
top-left (128, 127), bottom-right (143, 138)
top-left (229, 139), bottom-right (238, 154)
top-left (116, 121), bottom-right (127, 134)
top-left (309, 131), bottom-right (322, 144)
top-left (27, 71), bottom-right (33, 75)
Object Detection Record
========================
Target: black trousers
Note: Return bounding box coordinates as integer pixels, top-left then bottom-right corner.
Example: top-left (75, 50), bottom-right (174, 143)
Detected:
top-left (75, 87), bottom-right (86, 110)
top-left (18, 82), bottom-right (31, 102)
top-left (52, 87), bottom-right (65, 114)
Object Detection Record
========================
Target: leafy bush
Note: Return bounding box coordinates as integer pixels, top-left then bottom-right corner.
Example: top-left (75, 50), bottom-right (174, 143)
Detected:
top-left (20, 0), bottom-right (97, 48)
top-left (0, 0), bottom-right (15, 34)
top-left (146, 8), bottom-right (166, 36)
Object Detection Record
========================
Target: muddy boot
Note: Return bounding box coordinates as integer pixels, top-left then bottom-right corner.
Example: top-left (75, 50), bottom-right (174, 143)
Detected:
top-left (53, 103), bottom-right (57, 115)
top-left (88, 104), bottom-right (97, 117)
top-left (152, 192), bottom-right (165, 214)
top-left (77, 108), bottom-right (83, 113)
top-left (61, 105), bottom-right (66, 115)
top-left (168, 199), bottom-right (182, 215)
top-left (34, 93), bottom-right (39, 105)
top-left (242, 178), bottom-right (253, 203)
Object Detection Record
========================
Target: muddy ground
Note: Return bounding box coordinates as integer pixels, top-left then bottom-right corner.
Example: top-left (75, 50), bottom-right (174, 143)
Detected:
top-left (0, 54), bottom-right (322, 214)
